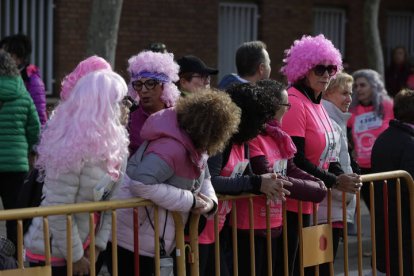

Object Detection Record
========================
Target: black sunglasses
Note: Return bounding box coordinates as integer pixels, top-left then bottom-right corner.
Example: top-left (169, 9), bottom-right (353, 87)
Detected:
top-left (132, 79), bottom-right (159, 92)
top-left (313, 65), bottom-right (338, 77)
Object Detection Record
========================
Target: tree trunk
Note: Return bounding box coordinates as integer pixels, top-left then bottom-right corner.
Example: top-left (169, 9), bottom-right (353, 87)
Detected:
top-left (363, 0), bottom-right (384, 77)
top-left (86, 0), bottom-right (123, 67)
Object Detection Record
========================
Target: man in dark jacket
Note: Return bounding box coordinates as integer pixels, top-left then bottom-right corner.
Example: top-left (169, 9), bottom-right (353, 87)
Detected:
top-left (218, 41), bottom-right (270, 90)
top-left (371, 88), bottom-right (414, 276)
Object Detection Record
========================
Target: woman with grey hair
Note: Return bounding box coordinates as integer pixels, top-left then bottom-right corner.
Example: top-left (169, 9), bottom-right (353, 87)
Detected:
top-left (0, 50), bottom-right (40, 246)
top-left (348, 69), bottom-right (394, 208)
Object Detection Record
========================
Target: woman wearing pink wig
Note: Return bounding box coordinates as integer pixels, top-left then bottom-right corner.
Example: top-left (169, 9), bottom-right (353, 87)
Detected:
top-left (280, 34), bottom-right (362, 275)
top-left (127, 50), bottom-right (180, 156)
top-left (24, 67), bottom-right (130, 276)
top-left (60, 55), bottom-right (111, 101)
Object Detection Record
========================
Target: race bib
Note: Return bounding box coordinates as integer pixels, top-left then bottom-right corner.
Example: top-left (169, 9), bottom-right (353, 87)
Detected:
top-left (354, 112), bottom-right (383, 133)
top-left (273, 159), bottom-right (287, 176)
top-left (230, 160), bottom-right (249, 178)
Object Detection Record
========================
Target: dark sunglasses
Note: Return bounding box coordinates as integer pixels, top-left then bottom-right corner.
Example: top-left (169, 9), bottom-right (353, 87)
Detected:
top-left (132, 79), bottom-right (159, 92)
top-left (278, 103), bottom-right (291, 110)
top-left (313, 65), bottom-right (338, 77)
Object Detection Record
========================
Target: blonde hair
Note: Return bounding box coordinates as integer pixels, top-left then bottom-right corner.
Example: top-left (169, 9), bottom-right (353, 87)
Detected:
top-left (325, 71), bottom-right (353, 96)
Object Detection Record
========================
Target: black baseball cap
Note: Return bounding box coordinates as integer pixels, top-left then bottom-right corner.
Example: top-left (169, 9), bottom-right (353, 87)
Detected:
top-left (177, 55), bottom-right (218, 75)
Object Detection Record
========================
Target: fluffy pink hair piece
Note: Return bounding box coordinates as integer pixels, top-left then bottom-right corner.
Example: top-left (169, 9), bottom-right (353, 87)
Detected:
top-left (281, 34), bottom-right (343, 84)
top-left (36, 69), bottom-right (129, 181)
top-left (60, 56), bottom-right (111, 101)
top-left (127, 50), bottom-right (180, 107)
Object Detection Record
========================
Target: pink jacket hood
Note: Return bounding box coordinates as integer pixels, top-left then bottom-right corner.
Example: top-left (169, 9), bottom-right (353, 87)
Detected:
top-left (140, 107), bottom-right (207, 173)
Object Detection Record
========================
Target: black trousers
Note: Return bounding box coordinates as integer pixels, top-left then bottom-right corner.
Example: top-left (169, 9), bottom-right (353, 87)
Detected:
top-left (286, 211), bottom-right (312, 276)
top-left (236, 228), bottom-right (284, 276)
top-left (0, 172), bottom-right (26, 247)
top-left (105, 242), bottom-right (177, 276)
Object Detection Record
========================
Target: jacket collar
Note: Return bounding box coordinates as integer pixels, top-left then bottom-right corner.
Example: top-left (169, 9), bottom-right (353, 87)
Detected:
top-left (321, 99), bottom-right (351, 124)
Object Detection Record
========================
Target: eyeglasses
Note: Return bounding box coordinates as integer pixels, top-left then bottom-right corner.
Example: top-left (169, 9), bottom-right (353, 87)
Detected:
top-left (313, 65), bottom-right (338, 77)
top-left (132, 79), bottom-right (160, 92)
top-left (191, 74), bottom-right (210, 81)
top-left (278, 103), bottom-right (291, 110)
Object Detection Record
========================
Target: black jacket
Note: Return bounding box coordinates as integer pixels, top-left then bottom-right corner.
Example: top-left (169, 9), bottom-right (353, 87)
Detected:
top-left (371, 119), bottom-right (414, 275)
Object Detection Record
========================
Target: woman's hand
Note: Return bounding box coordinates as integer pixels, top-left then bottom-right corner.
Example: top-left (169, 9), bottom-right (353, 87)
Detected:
top-left (73, 256), bottom-right (90, 276)
top-left (192, 193), bottom-right (214, 214)
top-left (260, 173), bottom-right (292, 202)
top-left (84, 246), bottom-right (101, 263)
top-left (336, 173), bottom-right (362, 193)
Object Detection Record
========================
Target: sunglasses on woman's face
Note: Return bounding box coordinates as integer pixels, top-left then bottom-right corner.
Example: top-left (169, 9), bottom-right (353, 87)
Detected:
top-left (313, 65), bottom-right (338, 77)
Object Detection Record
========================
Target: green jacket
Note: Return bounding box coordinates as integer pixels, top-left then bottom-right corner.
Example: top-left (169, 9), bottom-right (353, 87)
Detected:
top-left (0, 76), bottom-right (40, 172)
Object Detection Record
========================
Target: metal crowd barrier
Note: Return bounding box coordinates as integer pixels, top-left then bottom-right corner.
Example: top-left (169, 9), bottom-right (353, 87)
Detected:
top-left (0, 170), bottom-right (412, 276)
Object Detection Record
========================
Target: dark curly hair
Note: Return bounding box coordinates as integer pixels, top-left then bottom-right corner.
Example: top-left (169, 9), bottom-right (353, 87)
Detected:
top-left (176, 89), bottom-right (241, 156)
top-left (256, 79), bottom-right (286, 114)
top-left (0, 34), bottom-right (32, 64)
top-left (226, 82), bottom-right (278, 144)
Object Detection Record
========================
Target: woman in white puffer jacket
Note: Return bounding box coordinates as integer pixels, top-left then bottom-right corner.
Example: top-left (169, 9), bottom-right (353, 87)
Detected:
top-left (24, 64), bottom-right (130, 276)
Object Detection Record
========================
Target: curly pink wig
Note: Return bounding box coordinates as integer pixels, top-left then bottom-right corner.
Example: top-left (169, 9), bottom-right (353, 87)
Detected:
top-left (281, 34), bottom-right (343, 84)
top-left (60, 55), bottom-right (111, 101)
top-left (36, 69), bottom-right (129, 181)
top-left (127, 50), bottom-right (180, 107)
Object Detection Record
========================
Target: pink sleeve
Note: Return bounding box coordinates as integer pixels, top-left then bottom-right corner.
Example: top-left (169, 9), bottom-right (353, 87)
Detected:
top-left (281, 94), bottom-right (306, 137)
top-left (248, 137), bottom-right (264, 158)
top-left (383, 100), bottom-right (394, 125)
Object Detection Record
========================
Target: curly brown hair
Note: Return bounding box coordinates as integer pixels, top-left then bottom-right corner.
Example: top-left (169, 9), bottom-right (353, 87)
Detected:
top-left (176, 89), bottom-right (241, 156)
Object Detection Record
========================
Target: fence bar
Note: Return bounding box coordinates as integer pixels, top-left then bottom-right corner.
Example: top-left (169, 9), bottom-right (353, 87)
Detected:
top-left (266, 202), bottom-right (272, 276)
top-left (298, 201), bottom-right (304, 276)
top-left (133, 207), bottom-right (140, 276)
top-left (383, 180), bottom-right (390, 276)
top-left (396, 178), bottom-right (403, 276)
top-left (172, 212), bottom-right (186, 276)
top-left (17, 220), bottom-right (23, 268)
top-left (283, 203), bottom-right (288, 276)
top-left (327, 189), bottom-right (334, 276)
top-left (189, 214), bottom-right (200, 276)
top-left (248, 197), bottom-right (255, 276)
top-left (111, 210), bottom-right (118, 276)
top-left (370, 182), bottom-right (377, 276)
top-left (343, 192), bottom-right (349, 276)
top-left (89, 213), bottom-right (96, 276)
top-left (232, 201), bottom-right (239, 276)
top-left (357, 191), bottom-right (363, 276)
top-left (313, 203), bottom-right (319, 276)
top-left (154, 207), bottom-right (160, 276)
top-left (67, 215), bottom-right (73, 276)
top-left (214, 212), bottom-right (221, 276)
top-left (43, 217), bottom-right (51, 266)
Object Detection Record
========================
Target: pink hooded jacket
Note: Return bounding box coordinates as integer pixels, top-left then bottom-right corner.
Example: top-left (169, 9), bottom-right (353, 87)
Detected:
top-left (115, 108), bottom-right (217, 256)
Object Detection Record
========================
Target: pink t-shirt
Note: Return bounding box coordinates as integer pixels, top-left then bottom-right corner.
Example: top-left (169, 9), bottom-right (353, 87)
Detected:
top-left (282, 87), bottom-right (336, 214)
top-left (348, 100), bottom-right (394, 169)
top-left (234, 134), bottom-right (284, 230)
top-left (198, 144), bottom-right (247, 244)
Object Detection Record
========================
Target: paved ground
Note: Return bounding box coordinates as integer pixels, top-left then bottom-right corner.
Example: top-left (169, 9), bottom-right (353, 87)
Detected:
top-left (0, 200), bottom-right (374, 275)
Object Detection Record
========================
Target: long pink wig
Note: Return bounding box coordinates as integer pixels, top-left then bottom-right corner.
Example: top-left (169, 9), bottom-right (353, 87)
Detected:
top-left (60, 56), bottom-right (111, 101)
top-left (36, 70), bottom-right (129, 180)
top-left (127, 50), bottom-right (180, 107)
top-left (281, 34), bottom-right (343, 84)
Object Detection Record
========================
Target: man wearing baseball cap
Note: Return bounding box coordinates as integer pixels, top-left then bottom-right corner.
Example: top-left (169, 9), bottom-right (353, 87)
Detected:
top-left (176, 55), bottom-right (219, 96)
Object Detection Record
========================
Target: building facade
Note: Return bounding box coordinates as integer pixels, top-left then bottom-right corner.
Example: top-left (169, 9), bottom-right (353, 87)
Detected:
top-left (1, 0), bottom-right (413, 96)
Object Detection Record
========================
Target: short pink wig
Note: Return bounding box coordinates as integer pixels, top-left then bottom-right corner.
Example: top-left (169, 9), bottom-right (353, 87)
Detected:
top-left (281, 34), bottom-right (343, 84)
top-left (127, 51), bottom-right (180, 107)
top-left (36, 69), bottom-right (129, 181)
top-left (60, 55), bottom-right (111, 101)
